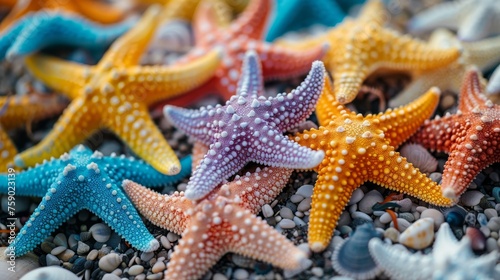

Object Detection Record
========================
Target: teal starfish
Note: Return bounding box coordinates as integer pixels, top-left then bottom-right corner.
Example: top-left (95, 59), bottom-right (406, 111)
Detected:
top-left (266, 0), bottom-right (364, 42)
top-left (3, 145), bottom-right (192, 256)
top-left (0, 11), bottom-right (135, 60)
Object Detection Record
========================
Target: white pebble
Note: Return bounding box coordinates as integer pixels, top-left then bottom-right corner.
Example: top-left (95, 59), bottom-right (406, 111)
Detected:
top-left (460, 191), bottom-right (485, 207)
top-left (290, 194), bottom-right (305, 203)
top-left (484, 209), bottom-right (498, 220)
top-left (297, 198), bottom-right (312, 212)
top-left (280, 207), bottom-right (294, 219)
top-left (262, 204), bottom-right (274, 218)
top-left (348, 188), bottom-right (364, 205)
top-left (351, 211), bottom-right (373, 222)
top-left (296, 185), bottom-right (313, 198)
top-left (420, 209), bottom-right (445, 229)
top-left (279, 219), bottom-right (296, 229)
top-left (233, 268), bottom-right (249, 280)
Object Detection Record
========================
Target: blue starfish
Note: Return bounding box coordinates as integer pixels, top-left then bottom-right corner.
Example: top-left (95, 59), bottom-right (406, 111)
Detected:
top-left (3, 145), bottom-right (192, 256)
top-left (0, 11), bottom-right (136, 60)
top-left (164, 51), bottom-right (325, 200)
top-left (265, 0), bottom-right (364, 42)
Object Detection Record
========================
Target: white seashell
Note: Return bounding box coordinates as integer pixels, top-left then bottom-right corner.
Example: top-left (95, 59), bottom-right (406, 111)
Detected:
top-left (399, 218), bottom-right (435, 249)
top-left (399, 143), bottom-right (438, 173)
top-left (20, 266), bottom-right (79, 280)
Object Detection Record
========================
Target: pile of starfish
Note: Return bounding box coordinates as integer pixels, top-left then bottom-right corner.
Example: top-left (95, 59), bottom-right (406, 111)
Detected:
top-left (0, 0), bottom-right (499, 279)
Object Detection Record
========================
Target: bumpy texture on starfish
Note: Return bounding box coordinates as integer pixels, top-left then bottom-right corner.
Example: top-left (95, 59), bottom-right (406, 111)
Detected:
top-left (123, 166), bottom-right (311, 279)
top-left (0, 93), bottom-right (66, 169)
top-left (0, 146), bottom-right (192, 196)
top-left (408, 0), bottom-right (500, 41)
top-left (16, 6), bottom-right (220, 174)
top-left (294, 79), bottom-right (453, 252)
top-left (168, 0), bottom-right (327, 104)
top-left (0, 0), bottom-right (127, 31)
top-left (276, 0), bottom-right (460, 104)
top-left (5, 145), bottom-right (190, 256)
top-left (412, 69), bottom-right (500, 200)
top-left (369, 223), bottom-right (500, 280)
top-left (391, 29), bottom-right (500, 107)
top-left (164, 51), bottom-right (325, 200)
top-left (0, 11), bottom-right (135, 60)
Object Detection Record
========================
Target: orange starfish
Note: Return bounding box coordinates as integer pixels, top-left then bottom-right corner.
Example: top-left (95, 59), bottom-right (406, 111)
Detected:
top-left (276, 0), bottom-right (460, 104)
top-left (293, 79), bottom-right (454, 252)
top-left (123, 165), bottom-right (309, 279)
top-left (0, 0), bottom-right (128, 31)
top-left (412, 68), bottom-right (500, 200)
top-left (15, 6), bottom-right (220, 174)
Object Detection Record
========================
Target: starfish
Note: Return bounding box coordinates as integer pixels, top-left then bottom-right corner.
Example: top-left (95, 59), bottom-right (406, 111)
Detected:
top-left (0, 93), bottom-right (67, 170)
top-left (4, 145), bottom-right (192, 256)
top-left (123, 166), bottom-right (311, 279)
top-left (276, 0), bottom-right (460, 104)
top-left (164, 51), bottom-right (325, 200)
top-left (368, 223), bottom-right (500, 280)
top-left (166, 0), bottom-right (327, 105)
top-left (14, 6), bottom-right (221, 174)
top-left (0, 145), bottom-right (192, 196)
top-left (293, 78), bottom-right (454, 252)
top-left (0, 10), bottom-right (136, 60)
top-left (390, 29), bottom-right (500, 107)
top-left (408, 0), bottom-right (500, 41)
top-left (0, 0), bottom-right (128, 32)
top-left (411, 68), bottom-right (500, 200)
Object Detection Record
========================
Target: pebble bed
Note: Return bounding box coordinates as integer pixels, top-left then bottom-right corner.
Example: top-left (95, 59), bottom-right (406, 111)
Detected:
top-left (1, 2), bottom-right (500, 280)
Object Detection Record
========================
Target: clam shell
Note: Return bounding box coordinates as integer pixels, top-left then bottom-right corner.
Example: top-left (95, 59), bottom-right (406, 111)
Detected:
top-left (399, 218), bottom-right (435, 249)
top-left (332, 223), bottom-right (382, 280)
top-left (20, 266), bottom-right (79, 280)
top-left (399, 143), bottom-right (437, 173)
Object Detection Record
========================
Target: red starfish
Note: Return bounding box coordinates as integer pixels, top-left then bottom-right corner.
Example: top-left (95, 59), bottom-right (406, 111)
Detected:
top-left (158, 0), bottom-right (326, 108)
top-left (412, 68), bottom-right (500, 200)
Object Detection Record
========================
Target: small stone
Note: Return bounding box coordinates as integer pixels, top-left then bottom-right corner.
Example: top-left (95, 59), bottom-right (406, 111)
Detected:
top-left (384, 227), bottom-right (400, 243)
top-left (41, 242), bottom-right (56, 254)
top-left (480, 226), bottom-right (491, 237)
top-left (290, 194), bottom-right (304, 203)
top-left (489, 172), bottom-right (500, 182)
top-left (152, 261), bottom-right (166, 274)
top-left (429, 172), bottom-right (442, 183)
top-left (140, 251), bottom-right (154, 262)
top-left (262, 204), bottom-right (274, 218)
top-left (297, 198), bottom-right (312, 212)
top-left (415, 206), bottom-right (427, 213)
top-left (147, 273), bottom-right (164, 280)
top-left (484, 209), bottom-right (498, 220)
top-left (460, 191), bottom-right (485, 207)
top-left (77, 241), bottom-right (90, 255)
top-left (68, 234), bottom-right (79, 249)
top-left (478, 213), bottom-right (488, 227)
top-left (51, 246), bottom-right (67, 256)
top-left (293, 216), bottom-right (306, 227)
top-left (379, 212), bottom-right (393, 224)
top-left (279, 219), bottom-right (295, 229)
top-left (166, 232), bottom-right (179, 242)
top-left (279, 207), bottom-right (294, 220)
top-left (128, 265), bottom-right (144, 276)
top-left (390, 218), bottom-right (411, 232)
top-left (336, 211), bottom-right (351, 227)
top-left (340, 225), bottom-right (352, 236)
top-left (233, 268), bottom-right (249, 280)
top-left (351, 211), bottom-right (373, 222)
top-left (89, 223), bottom-right (111, 243)
top-left (396, 198), bottom-right (413, 212)
top-left (102, 273), bottom-right (121, 280)
top-left (86, 249), bottom-right (98, 261)
top-left (348, 188), bottom-right (364, 206)
top-left (486, 237), bottom-right (498, 253)
top-left (46, 254), bottom-right (60, 266)
top-left (311, 267), bottom-right (324, 277)
top-left (99, 253), bottom-right (122, 272)
top-left (296, 184), bottom-right (313, 198)
top-left (212, 273), bottom-right (228, 280)
top-left (54, 233), bottom-right (68, 248)
top-left (57, 249), bottom-right (76, 262)
top-left (358, 190), bottom-right (383, 214)
top-left (421, 209), bottom-right (445, 229)
top-left (487, 217), bottom-right (500, 232)
top-left (160, 236), bottom-right (171, 250)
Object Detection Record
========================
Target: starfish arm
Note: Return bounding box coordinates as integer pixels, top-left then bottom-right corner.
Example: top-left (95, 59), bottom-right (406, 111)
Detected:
top-left (6, 12), bottom-right (135, 59)
top-left (0, 127), bottom-right (17, 169)
top-left (463, 36), bottom-right (500, 71)
top-left (122, 180), bottom-right (192, 235)
top-left (264, 60), bottom-right (325, 131)
top-left (314, 78), bottom-right (344, 126)
top-left (355, 0), bottom-right (388, 25)
top-left (13, 99), bottom-right (101, 168)
top-left (127, 49), bottom-right (221, 106)
top-left (99, 6), bottom-right (161, 68)
top-left (160, 0), bottom-right (202, 21)
top-left (0, 158), bottom-right (65, 196)
top-left (258, 42), bottom-right (327, 81)
top-left (103, 104), bottom-right (180, 175)
top-left (191, 0), bottom-right (225, 45)
top-left (0, 0), bottom-right (38, 31)
top-left (192, 141), bottom-right (209, 171)
top-left (103, 155), bottom-right (192, 188)
top-left (458, 68), bottom-right (490, 112)
top-left (0, 18), bottom-right (25, 59)
top-left (379, 87), bottom-right (440, 147)
top-left (411, 116), bottom-right (455, 153)
top-left (407, 1), bottom-right (467, 35)
top-left (458, 4), bottom-right (495, 41)
top-left (72, 0), bottom-right (127, 24)
top-left (163, 105), bottom-right (214, 144)
top-left (24, 54), bottom-right (90, 100)
top-left (226, 0), bottom-right (271, 40)
top-left (236, 50), bottom-right (264, 98)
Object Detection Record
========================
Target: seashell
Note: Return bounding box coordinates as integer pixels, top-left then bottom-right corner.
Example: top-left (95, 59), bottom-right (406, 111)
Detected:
top-left (460, 191), bottom-right (485, 207)
top-left (358, 190), bottom-right (383, 214)
top-left (421, 208), bottom-right (445, 229)
top-left (466, 227), bottom-right (487, 253)
top-left (332, 223), bottom-right (382, 280)
top-left (399, 218), bottom-right (434, 249)
top-left (89, 223), bottom-right (111, 243)
top-left (439, 205), bottom-right (467, 227)
top-left (98, 253), bottom-right (122, 273)
top-left (20, 266), bottom-right (79, 280)
top-left (0, 247), bottom-right (39, 279)
top-left (399, 143), bottom-right (438, 173)
top-left (53, 233), bottom-right (68, 248)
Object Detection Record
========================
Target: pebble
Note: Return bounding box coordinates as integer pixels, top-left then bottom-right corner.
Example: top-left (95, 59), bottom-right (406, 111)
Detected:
top-left (290, 194), bottom-right (305, 203)
top-left (262, 204), bottom-right (274, 218)
top-left (379, 212), bottom-right (393, 224)
top-left (484, 209), bottom-right (498, 220)
top-left (51, 246), bottom-right (67, 256)
top-left (478, 213), bottom-right (488, 227)
top-left (358, 190), bottom-right (383, 214)
top-left (351, 211), bottom-right (373, 222)
top-left (348, 189), bottom-right (364, 206)
top-left (102, 274), bottom-right (121, 280)
top-left (128, 265), bottom-right (144, 276)
top-left (147, 273), bottom-right (164, 280)
top-left (46, 254), bottom-right (60, 266)
top-left (337, 211), bottom-right (351, 227)
top-left (415, 206), bottom-right (427, 213)
top-left (311, 267), bottom-right (324, 277)
top-left (390, 218), bottom-right (411, 232)
top-left (293, 216), bottom-right (307, 227)
top-left (398, 212), bottom-right (415, 223)
top-left (340, 225), bottom-right (352, 236)
top-left (167, 232), bottom-right (179, 242)
top-left (479, 226), bottom-right (491, 238)
top-left (87, 249), bottom-right (98, 261)
top-left (99, 253), bottom-right (122, 272)
top-left (296, 184), bottom-right (313, 198)
top-left (89, 223), bottom-right (111, 243)
top-left (68, 234), bottom-right (79, 249)
top-left (212, 273), bottom-right (228, 280)
top-left (297, 198), bottom-right (312, 212)
top-left (77, 241), bottom-right (90, 255)
top-left (279, 219), bottom-right (295, 229)
top-left (152, 261), bottom-right (166, 274)
top-left (21, 266), bottom-right (79, 280)
top-left (460, 191), bottom-right (485, 207)
top-left (420, 209), bottom-right (445, 229)
top-left (141, 251), bottom-right (155, 262)
top-left (41, 242), bottom-right (56, 254)
top-left (57, 249), bottom-right (75, 262)
top-left (160, 236), bottom-right (171, 250)
top-left (233, 268), bottom-right (249, 280)
top-left (486, 237), bottom-right (498, 253)
top-left (429, 172), bottom-right (442, 183)
top-left (396, 198), bottom-right (413, 212)
top-left (384, 227), bottom-right (400, 243)
top-left (487, 217), bottom-right (500, 232)
top-left (54, 233), bottom-right (68, 248)
top-left (279, 207), bottom-right (294, 220)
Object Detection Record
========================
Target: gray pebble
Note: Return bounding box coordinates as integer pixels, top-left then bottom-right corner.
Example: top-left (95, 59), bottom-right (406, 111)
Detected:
top-left (480, 226), bottom-right (491, 237)
top-left (379, 212), bottom-right (393, 224)
top-left (77, 241), bottom-right (90, 255)
top-left (358, 190), bottom-right (383, 214)
top-left (484, 209), bottom-right (498, 220)
top-left (311, 267), bottom-right (324, 277)
top-left (262, 204), bottom-right (274, 218)
top-left (293, 216), bottom-right (306, 227)
top-left (89, 223), bottom-right (111, 243)
top-left (486, 237), bottom-right (498, 253)
top-left (51, 246), bottom-right (67, 256)
top-left (390, 218), bottom-right (411, 232)
top-left (99, 253), bottom-right (122, 272)
top-left (279, 219), bottom-right (295, 229)
top-left (279, 207), bottom-right (294, 220)
top-left (140, 251), bottom-right (154, 262)
top-left (489, 172), bottom-right (499, 182)
top-left (167, 232), bottom-right (179, 242)
top-left (160, 236), bottom-right (171, 250)
top-left (147, 273), bottom-right (164, 280)
top-left (68, 234), bottom-right (79, 249)
top-left (290, 194), bottom-right (305, 203)
top-left (421, 209), bottom-right (445, 228)
top-left (487, 217), bottom-right (500, 232)
top-left (336, 211), bottom-right (351, 227)
top-left (460, 191), bottom-right (484, 207)
top-left (340, 225), bottom-right (352, 236)
top-left (152, 261), bottom-right (166, 274)
top-left (429, 172), bottom-right (442, 183)
top-left (128, 265), bottom-right (144, 276)
top-left (348, 188), bottom-right (364, 206)
top-left (351, 211), bottom-right (373, 222)
top-left (415, 206), bottom-right (427, 213)
top-left (297, 198), bottom-right (312, 212)
top-left (87, 249), bottom-right (98, 261)
top-left (296, 184), bottom-right (313, 198)
top-left (396, 198), bottom-right (413, 212)
top-left (233, 268), bottom-right (249, 280)
top-left (54, 233), bottom-right (68, 248)
top-left (46, 254), bottom-right (60, 266)
top-left (102, 274), bottom-right (121, 280)
top-left (212, 273), bottom-right (228, 280)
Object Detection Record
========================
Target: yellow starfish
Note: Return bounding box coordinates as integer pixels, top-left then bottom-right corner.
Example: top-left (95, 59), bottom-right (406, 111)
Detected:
top-left (294, 79), bottom-right (454, 252)
top-left (0, 0), bottom-right (128, 31)
top-left (15, 6), bottom-right (220, 174)
top-left (0, 93), bottom-right (66, 169)
top-left (277, 0), bottom-right (460, 104)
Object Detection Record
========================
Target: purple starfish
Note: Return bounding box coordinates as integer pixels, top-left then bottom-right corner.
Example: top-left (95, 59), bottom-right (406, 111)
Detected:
top-left (164, 51), bottom-right (325, 200)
